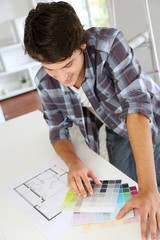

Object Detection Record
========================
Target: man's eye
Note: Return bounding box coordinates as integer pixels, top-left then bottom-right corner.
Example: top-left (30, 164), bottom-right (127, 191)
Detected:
top-left (45, 68), bottom-right (54, 72)
top-left (66, 63), bottom-right (72, 68)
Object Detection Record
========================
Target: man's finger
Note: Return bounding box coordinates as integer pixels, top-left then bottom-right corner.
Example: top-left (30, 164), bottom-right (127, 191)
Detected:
top-left (156, 211), bottom-right (160, 231)
top-left (69, 178), bottom-right (80, 195)
top-left (140, 212), bottom-right (148, 240)
top-left (88, 170), bottom-right (102, 186)
top-left (81, 174), bottom-right (93, 195)
top-left (149, 211), bottom-right (158, 240)
top-left (75, 177), bottom-right (87, 197)
top-left (116, 200), bottom-right (133, 219)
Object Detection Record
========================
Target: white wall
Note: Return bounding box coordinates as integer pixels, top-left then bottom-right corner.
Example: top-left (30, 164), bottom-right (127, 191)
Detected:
top-left (0, 0), bottom-right (33, 24)
top-left (0, 0), bottom-right (84, 25)
top-left (0, 0), bottom-right (160, 73)
top-left (110, 0), bottom-right (160, 76)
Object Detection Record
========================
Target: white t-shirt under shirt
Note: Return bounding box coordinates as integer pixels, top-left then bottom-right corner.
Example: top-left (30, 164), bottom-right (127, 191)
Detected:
top-left (70, 86), bottom-right (105, 124)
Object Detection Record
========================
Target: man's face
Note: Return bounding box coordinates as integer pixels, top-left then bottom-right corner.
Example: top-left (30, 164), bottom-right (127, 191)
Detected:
top-left (42, 44), bottom-right (86, 88)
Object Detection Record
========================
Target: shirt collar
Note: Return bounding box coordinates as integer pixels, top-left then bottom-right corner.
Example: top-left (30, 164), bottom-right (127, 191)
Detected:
top-left (83, 48), bottom-right (95, 80)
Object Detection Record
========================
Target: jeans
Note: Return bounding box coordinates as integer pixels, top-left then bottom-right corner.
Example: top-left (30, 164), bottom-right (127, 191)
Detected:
top-left (106, 125), bottom-right (160, 192)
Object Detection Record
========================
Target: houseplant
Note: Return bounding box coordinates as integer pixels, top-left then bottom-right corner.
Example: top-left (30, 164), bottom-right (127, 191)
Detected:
top-left (20, 76), bottom-right (29, 88)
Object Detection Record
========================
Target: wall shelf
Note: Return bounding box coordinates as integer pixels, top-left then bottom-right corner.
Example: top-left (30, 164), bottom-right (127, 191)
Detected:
top-left (0, 17), bottom-right (41, 100)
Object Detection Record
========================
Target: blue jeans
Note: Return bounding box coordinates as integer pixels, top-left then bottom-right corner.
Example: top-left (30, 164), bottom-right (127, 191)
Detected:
top-left (106, 125), bottom-right (160, 192)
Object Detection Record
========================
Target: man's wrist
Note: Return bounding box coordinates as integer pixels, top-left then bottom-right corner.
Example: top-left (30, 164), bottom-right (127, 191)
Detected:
top-left (66, 156), bottom-right (81, 169)
top-left (138, 180), bottom-right (158, 192)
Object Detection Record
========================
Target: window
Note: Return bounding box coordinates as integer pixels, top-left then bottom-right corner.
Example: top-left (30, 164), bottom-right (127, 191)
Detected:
top-left (32, 0), bottom-right (110, 29)
top-left (81, 0), bottom-right (109, 28)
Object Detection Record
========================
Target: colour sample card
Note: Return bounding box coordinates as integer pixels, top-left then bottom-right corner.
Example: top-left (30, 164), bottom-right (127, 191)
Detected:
top-left (83, 185), bottom-right (139, 232)
top-left (61, 180), bottom-right (122, 213)
top-left (83, 208), bottom-right (140, 231)
top-left (72, 184), bottom-right (137, 225)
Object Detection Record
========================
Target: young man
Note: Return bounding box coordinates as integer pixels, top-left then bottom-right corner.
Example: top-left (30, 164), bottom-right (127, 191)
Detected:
top-left (24, 2), bottom-right (160, 239)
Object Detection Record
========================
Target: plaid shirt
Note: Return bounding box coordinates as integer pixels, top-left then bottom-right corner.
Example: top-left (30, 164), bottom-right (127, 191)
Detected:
top-left (35, 27), bottom-right (160, 154)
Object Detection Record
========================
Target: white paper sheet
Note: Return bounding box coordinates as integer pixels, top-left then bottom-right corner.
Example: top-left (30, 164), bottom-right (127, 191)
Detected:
top-left (0, 159), bottom-right (72, 240)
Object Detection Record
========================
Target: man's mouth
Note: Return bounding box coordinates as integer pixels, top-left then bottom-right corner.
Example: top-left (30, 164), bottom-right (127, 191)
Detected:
top-left (64, 76), bottom-right (73, 84)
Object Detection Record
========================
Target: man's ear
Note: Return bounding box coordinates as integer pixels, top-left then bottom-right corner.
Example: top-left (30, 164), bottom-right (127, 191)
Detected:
top-left (81, 43), bottom-right (87, 50)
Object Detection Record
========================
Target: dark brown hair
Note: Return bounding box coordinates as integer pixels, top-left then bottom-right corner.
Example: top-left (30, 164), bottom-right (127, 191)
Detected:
top-left (24, 1), bottom-right (90, 63)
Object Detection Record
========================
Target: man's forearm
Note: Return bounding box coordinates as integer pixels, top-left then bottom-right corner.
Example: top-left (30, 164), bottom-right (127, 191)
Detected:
top-left (53, 139), bottom-right (81, 168)
top-left (126, 113), bottom-right (157, 190)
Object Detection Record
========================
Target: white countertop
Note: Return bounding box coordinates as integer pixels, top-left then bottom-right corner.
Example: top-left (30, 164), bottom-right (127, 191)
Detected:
top-left (0, 110), bottom-right (152, 240)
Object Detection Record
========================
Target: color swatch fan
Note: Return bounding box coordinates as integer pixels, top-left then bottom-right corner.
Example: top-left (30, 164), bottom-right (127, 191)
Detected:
top-left (73, 184), bottom-right (138, 225)
top-left (61, 180), bottom-right (121, 213)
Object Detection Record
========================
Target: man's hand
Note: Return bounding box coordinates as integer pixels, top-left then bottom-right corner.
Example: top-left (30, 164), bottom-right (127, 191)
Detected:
top-left (116, 188), bottom-right (160, 240)
top-left (68, 161), bottom-right (101, 197)
top-left (54, 139), bottom-right (101, 197)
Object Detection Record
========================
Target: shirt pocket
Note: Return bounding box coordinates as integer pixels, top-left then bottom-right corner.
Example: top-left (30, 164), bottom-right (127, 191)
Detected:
top-left (96, 81), bottom-right (117, 103)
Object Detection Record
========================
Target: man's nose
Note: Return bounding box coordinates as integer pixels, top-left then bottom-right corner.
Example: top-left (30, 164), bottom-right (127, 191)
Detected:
top-left (57, 70), bottom-right (68, 81)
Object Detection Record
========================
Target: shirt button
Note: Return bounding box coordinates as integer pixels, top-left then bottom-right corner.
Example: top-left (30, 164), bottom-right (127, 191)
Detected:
top-left (111, 123), bottom-right (114, 127)
top-left (87, 91), bottom-right (91, 96)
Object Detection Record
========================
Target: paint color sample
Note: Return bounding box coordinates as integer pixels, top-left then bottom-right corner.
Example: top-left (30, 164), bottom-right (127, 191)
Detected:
top-left (82, 185), bottom-right (139, 231)
top-left (61, 180), bottom-right (121, 213)
top-left (83, 208), bottom-right (140, 231)
top-left (73, 184), bottom-right (137, 225)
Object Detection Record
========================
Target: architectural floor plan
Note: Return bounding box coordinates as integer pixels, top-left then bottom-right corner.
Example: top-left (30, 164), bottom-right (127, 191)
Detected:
top-left (0, 160), bottom-right (72, 240)
top-left (14, 165), bottom-right (68, 221)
